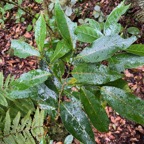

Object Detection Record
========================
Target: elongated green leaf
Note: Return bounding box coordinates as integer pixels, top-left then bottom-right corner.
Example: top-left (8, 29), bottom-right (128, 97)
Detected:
top-left (75, 25), bottom-right (103, 43)
top-left (126, 44), bottom-right (144, 56)
top-left (72, 63), bottom-right (121, 85)
top-left (9, 87), bottom-right (38, 99)
top-left (104, 1), bottom-right (130, 35)
top-left (0, 72), bottom-right (4, 88)
top-left (11, 40), bottom-right (40, 58)
top-left (35, 14), bottom-right (46, 52)
top-left (108, 54), bottom-right (144, 72)
top-left (4, 111), bottom-right (11, 135)
top-left (12, 112), bottom-right (21, 133)
top-left (55, 2), bottom-right (77, 49)
top-left (80, 88), bottom-right (109, 132)
top-left (60, 101), bottom-right (95, 144)
top-left (0, 93), bottom-right (8, 107)
top-left (101, 86), bottom-right (144, 125)
top-left (103, 79), bottom-right (131, 92)
top-left (75, 35), bottom-right (136, 63)
top-left (50, 40), bottom-right (71, 63)
top-left (12, 69), bottom-right (51, 90)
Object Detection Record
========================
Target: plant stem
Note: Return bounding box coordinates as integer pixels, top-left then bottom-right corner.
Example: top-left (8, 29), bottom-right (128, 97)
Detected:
top-left (55, 63), bottom-right (71, 120)
top-left (3, 0), bottom-right (36, 19)
top-left (42, 0), bottom-right (54, 39)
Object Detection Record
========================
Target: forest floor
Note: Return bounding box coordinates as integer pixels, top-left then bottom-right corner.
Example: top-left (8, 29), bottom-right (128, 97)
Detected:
top-left (0, 0), bottom-right (144, 143)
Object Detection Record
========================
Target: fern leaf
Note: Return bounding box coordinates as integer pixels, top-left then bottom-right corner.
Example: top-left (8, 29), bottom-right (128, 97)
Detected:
top-left (0, 108), bottom-right (45, 144)
top-left (4, 111), bottom-right (11, 135)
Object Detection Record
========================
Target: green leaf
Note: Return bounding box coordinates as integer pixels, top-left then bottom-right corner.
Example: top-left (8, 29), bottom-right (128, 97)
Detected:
top-left (80, 88), bottom-right (109, 132)
top-left (11, 40), bottom-right (40, 58)
top-left (103, 79), bottom-right (131, 92)
top-left (72, 63), bottom-right (121, 85)
top-left (101, 86), bottom-right (144, 125)
top-left (0, 72), bottom-right (4, 88)
top-left (55, 2), bottom-right (77, 49)
top-left (64, 135), bottom-right (73, 144)
top-left (60, 101), bottom-right (95, 144)
top-left (35, 14), bottom-right (46, 52)
top-left (75, 35), bottom-right (136, 63)
top-left (104, 1), bottom-right (130, 35)
top-left (108, 54), bottom-right (144, 72)
top-left (12, 69), bottom-right (51, 90)
top-left (4, 111), bottom-right (11, 135)
top-left (75, 25), bottom-right (103, 43)
top-left (0, 93), bottom-right (8, 107)
top-left (35, 0), bottom-right (42, 3)
top-left (52, 60), bottom-right (65, 80)
top-left (12, 112), bottom-right (21, 133)
top-left (50, 40), bottom-right (71, 63)
top-left (127, 27), bottom-right (140, 35)
top-left (126, 44), bottom-right (144, 56)
top-left (4, 4), bottom-right (14, 11)
top-left (9, 87), bottom-right (38, 99)
top-left (86, 18), bottom-right (101, 31)
top-left (38, 84), bottom-right (58, 119)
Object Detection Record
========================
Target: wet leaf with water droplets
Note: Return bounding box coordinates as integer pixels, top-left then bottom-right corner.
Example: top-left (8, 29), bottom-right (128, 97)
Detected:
top-left (11, 40), bottom-right (40, 58)
top-left (101, 86), bottom-right (144, 125)
top-left (108, 54), bottom-right (144, 72)
top-left (75, 35), bottom-right (136, 63)
top-left (104, 1), bottom-right (130, 35)
top-left (72, 63), bottom-right (121, 85)
top-left (12, 69), bottom-right (51, 90)
top-left (75, 25), bottom-right (103, 43)
top-left (55, 2), bottom-right (77, 49)
top-left (35, 14), bottom-right (46, 52)
top-left (60, 101), bottom-right (95, 144)
top-left (80, 88), bottom-right (109, 132)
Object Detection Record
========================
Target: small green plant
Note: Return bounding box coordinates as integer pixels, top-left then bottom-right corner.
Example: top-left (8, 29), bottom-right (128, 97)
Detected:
top-left (1, 1), bottom-right (144, 143)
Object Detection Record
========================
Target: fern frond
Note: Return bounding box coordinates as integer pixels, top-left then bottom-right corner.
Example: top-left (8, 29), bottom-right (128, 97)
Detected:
top-left (0, 108), bottom-right (45, 144)
top-left (0, 72), bottom-right (35, 119)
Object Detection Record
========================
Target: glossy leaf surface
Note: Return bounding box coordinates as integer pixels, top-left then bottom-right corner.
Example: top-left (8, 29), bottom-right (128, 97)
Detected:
top-left (126, 44), bottom-right (144, 56)
top-left (72, 63), bottom-right (121, 85)
top-left (75, 35), bottom-right (136, 63)
top-left (64, 135), bottom-right (73, 144)
top-left (38, 84), bottom-right (58, 119)
top-left (86, 18), bottom-right (101, 31)
top-left (101, 86), bottom-right (144, 125)
top-left (52, 60), bottom-right (65, 80)
top-left (12, 69), bottom-right (51, 90)
top-left (75, 25), bottom-right (103, 43)
top-left (55, 2), bottom-right (77, 49)
top-left (9, 87), bottom-right (38, 99)
top-left (50, 40), bottom-right (71, 63)
top-left (104, 1), bottom-right (130, 35)
top-left (11, 40), bottom-right (40, 58)
top-left (60, 101), bottom-right (95, 144)
top-left (108, 54), bottom-right (144, 72)
top-left (35, 14), bottom-right (46, 52)
top-left (80, 88), bottom-right (109, 132)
